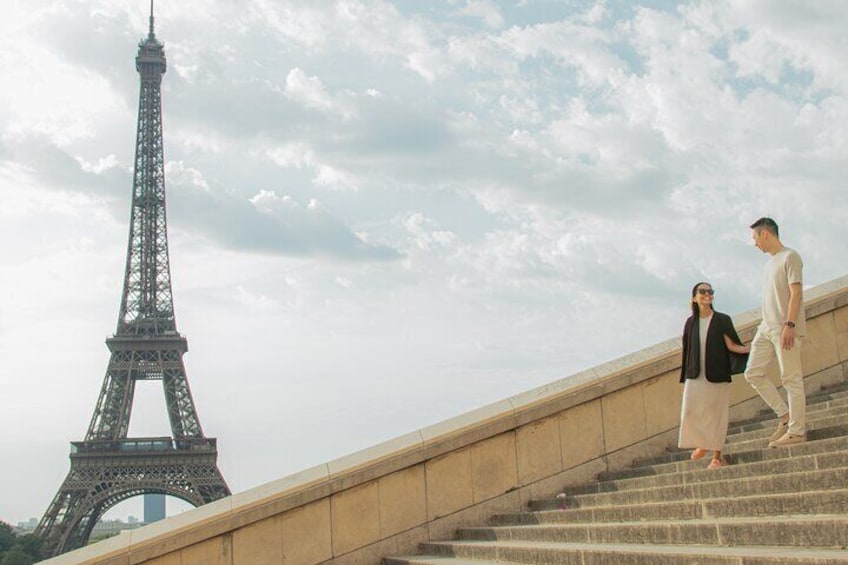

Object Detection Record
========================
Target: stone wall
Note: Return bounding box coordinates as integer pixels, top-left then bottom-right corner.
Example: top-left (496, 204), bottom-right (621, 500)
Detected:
top-left (41, 275), bottom-right (848, 565)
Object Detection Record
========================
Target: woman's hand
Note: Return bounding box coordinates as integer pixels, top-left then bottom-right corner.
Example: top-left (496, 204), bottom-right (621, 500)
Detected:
top-left (724, 334), bottom-right (750, 354)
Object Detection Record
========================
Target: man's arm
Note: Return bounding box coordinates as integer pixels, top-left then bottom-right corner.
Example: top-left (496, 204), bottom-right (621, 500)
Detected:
top-left (782, 282), bottom-right (802, 350)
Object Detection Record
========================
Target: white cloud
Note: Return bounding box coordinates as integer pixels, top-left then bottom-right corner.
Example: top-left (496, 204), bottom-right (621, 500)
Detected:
top-left (400, 212), bottom-right (457, 251)
top-left (496, 20), bottom-right (619, 87)
top-left (725, 1), bottom-right (848, 92)
top-left (263, 141), bottom-right (359, 191)
top-left (499, 95), bottom-right (542, 125)
top-left (332, 0), bottom-right (448, 82)
top-left (1, 50), bottom-right (122, 146)
top-left (249, 189), bottom-right (298, 212)
top-left (285, 68), bottom-right (334, 110)
top-left (247, 0), bottom-right (329, 50)
top-left (284, 68), bottom-right (355, 119)
top-left (405, 47), bottom-right (448, 83)
top-left (264, 142), bottom-right (314, 169)
top-left (456, 0), bottom-right (505, 30)
top-left (165, 161), bottom-right (211, 192)
top-left (234, 284), bottom-right (282, 310)
top-left (0, 9), bottom-right (129, 148)
top-left (313, 163), bottom-right (357, 190)
top-left (729, 29), bottom-right (786, 84)
top-left (173, 129), bottom-right (228, 154)
top-left (75, 154), bottom-right (120, 175)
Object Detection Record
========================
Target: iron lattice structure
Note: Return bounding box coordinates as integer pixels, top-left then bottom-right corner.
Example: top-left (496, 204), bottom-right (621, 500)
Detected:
top-left (36, 6), bottom-right (229, 557)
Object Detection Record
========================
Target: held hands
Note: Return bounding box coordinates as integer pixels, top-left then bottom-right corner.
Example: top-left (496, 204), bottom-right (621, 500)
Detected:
top-left (781, 326), bottom-right (796, 350)
top-left (723, 334), bottom-right (751, 355)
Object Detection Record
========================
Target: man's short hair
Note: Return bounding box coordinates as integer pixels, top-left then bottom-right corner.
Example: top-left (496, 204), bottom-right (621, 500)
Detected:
top-left (750, 217), bottom-right (779, 238)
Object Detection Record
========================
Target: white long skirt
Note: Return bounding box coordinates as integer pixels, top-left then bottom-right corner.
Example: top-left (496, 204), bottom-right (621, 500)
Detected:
top-left (678, 376), bottom-right (730, 451)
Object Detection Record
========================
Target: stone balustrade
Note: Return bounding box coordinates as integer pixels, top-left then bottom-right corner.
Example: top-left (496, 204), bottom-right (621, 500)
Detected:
top-left (41, 274), bottom-right (848, 565)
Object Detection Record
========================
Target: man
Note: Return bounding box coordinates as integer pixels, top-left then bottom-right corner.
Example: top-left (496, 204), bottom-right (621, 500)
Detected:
top-left (745, 217), bottom-right (807, 447)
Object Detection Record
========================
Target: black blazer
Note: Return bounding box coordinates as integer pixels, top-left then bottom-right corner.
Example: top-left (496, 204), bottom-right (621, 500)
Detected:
top-left (680, 311), bottom-right (746, 383)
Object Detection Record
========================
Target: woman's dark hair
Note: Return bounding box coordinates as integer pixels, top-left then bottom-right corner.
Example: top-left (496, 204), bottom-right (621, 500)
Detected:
top-left (691, 281), bottom-right (714, 316)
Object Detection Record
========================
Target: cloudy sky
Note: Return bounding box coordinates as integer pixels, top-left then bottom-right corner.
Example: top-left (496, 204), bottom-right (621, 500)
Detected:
top-left (1, 0), bottom-right (846, 525)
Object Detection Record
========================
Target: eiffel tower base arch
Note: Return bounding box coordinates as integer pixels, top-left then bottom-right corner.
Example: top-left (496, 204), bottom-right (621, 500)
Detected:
top-left (36, 439), bottom-right (229, 556)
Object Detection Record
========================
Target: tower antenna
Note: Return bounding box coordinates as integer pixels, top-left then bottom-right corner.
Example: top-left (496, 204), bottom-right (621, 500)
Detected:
top-left (149, 0), bottom-right (155, 37)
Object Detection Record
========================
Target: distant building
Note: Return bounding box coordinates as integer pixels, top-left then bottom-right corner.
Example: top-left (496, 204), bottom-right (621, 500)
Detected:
top-left (19, 504), bottom-right (163, 542)
top-left (144, 494), bottom-right (166, 523)
top-left (90, 517), bottom-right (144, 539)
top-left (15, 515), bottom-right (146, 541)
top-left (15, 518), bottom-right (39, 534)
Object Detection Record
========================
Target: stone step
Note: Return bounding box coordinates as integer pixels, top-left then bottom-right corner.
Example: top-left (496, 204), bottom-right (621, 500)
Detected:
top-left (398, 540), bottom-right (848, 565)
top-left (493, 489), bottom-right (848, 526)
top-left (716, 420), bottom-right (847, 454)
top-left (813, 380), bottom-right (848, 394)
top-left (456, 514), bottom-right (848, 548)
top-left (529, 466), bottom-right (848, 511)
top-left (725, 412), bottom-right (847, 446)
top-left (618, 390), bottom-right (848, 471)
top-left (384, 378), bottom-right (848, 565)
top-left (626, 419), bottom-right (848, 470)
top-left (385, 559), bottom-right (506, 565)
top-left (599, 434), bottom-right (848, 483)
top-left (728, 393), bottom-right (848, 434)
top-left (727, 382), bottom-right (848, 431)
top-left (728, 399), bottom-right (848, 439)
top-left (553, 448), bottom-right (848, 498)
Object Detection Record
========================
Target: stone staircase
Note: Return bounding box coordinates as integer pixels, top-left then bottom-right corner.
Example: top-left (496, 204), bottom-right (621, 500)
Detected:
top-left (385, 381), bottom-right (848, 565)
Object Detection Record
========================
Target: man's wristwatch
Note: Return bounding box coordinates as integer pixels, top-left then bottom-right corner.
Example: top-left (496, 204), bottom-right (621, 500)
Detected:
top-left (785, 321), bottom-right (796, 328)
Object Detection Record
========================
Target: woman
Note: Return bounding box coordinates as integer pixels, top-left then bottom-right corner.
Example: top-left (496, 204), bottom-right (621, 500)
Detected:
top-left (679, 282), bottom-right (750, 469)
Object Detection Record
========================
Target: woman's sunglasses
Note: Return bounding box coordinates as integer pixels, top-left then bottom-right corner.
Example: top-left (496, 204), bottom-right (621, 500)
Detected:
top-left (697, 289), bottom-right (715, 296)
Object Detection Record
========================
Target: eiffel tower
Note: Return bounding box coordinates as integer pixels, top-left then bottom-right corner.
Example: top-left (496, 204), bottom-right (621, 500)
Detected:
top-left (36, 4), bottom-right (230, 557)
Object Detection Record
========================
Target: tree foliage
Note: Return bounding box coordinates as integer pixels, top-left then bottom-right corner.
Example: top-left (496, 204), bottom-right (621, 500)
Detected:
top-left (0, 523), bottom-right (15, 553)
top-left (0, 523), bottom-right (42, 565)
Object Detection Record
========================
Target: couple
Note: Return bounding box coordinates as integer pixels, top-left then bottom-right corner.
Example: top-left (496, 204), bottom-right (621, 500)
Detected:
top-left (679, 217), bottom-right (807, 469)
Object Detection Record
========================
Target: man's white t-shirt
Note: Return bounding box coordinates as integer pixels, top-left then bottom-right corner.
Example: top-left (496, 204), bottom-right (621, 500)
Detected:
top-left (761, 247), bottom-right (806, 337)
